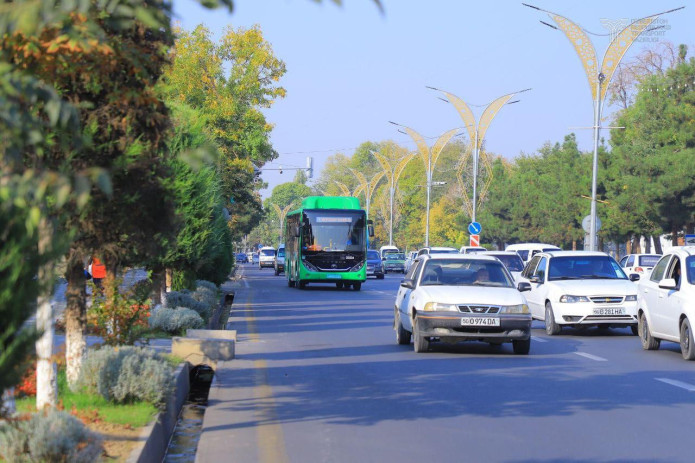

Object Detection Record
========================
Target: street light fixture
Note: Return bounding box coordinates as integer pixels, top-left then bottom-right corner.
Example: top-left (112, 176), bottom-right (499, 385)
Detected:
top-left (427, 86), bottom-right (530, 238)
top-left (349, 168), bottom-right (385, 220)
top-left (389, 121), bottom-right (459, 247)
top-left (371, 148), bottom-right (415, 246)
top-left (523, 3), bottom-right (683, 250)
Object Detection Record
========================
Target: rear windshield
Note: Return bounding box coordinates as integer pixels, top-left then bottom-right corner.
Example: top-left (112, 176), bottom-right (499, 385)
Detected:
top-left (367, 251), bottom-right (380, 260)
top-left (489, 254), bottom-right (524, 272)
top-left (638, 255), bottom-right (661, 267)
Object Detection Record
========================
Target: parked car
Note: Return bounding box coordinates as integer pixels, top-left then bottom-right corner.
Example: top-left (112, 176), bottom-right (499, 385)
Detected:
top-left (274, 244), bottom-right (285, 275)
top-left (404, 251), bottom-right (418, 273)
top-left (394, 254), bottom-right (532, 354)
top-left (417, 246), bottom-right (458, 257)
top-left (482, 251), bottom-right (525, 283)
top-left (506, 243), bottom-right (561, 264)
top-left (637, 246), bottom-right (695, 360)
top-left (366, 249), bottom-right (384, 279)
top-left (519, 251), bottom-right (639, 335)
top-left (235, 252), bottom-right (248, 264)
top-left (459, 246), bottom-right (488, 254)
top-left (620, 253), bottom-right (661, 279)
top-left (384, 253), bottom-right (406, 274)
top-left (258, 246), bottom-right (276, 269)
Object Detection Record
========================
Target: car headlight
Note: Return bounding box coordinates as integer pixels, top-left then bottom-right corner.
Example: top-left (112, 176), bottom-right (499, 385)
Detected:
top-left (501, 304), bottom-right (529, 314)
top-left (559, 295), bottom-right (590, 303)
top-left (349, 261), bottom-right (365, 272)
top-left (625, 295), bottom-right (637, 302)
top-left (423, 302), bottom-right (458, 312)
top-left (302, 259), bottom-right (319, 272)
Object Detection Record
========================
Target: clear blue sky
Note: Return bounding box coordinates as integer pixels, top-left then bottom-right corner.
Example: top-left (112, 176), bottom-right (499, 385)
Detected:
top-left (172, 0), bottom-right (692, 198)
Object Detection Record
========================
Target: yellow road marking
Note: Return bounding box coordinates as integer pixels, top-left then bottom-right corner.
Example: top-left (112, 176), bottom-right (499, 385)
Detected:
top-left (242, 288), bottom-right (289, 462)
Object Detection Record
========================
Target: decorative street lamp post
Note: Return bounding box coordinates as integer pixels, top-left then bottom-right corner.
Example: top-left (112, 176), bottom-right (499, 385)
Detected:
top-left (372, 149), bottom-right (415, 246)
top-left (271, 202), bottom-right (294, 243)
top-left (523, 3), bottom-right (683, 250)
top-left (427, 86), bottom-right (529, 239)
top-left (389, 122), bottom-right (458, 247)
top-left (349, 168), bottom-right (385, 220)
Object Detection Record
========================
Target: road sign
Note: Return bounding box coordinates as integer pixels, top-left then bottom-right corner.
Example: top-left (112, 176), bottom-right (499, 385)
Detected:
top-left (582, 215), bottom-right (602, 233)
top-left (468, 222), bottom-right (482, 235)
top-left (470, 234), bottom-right (480, 247)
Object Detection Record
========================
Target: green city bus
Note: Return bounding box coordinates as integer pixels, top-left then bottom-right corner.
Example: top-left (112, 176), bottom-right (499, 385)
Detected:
top-left (285, 196), bottom-right (372, 290)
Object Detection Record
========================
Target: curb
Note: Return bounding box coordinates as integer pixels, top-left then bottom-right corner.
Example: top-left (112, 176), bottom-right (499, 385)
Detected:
top-left (126, 362), bottom-right (190, 463)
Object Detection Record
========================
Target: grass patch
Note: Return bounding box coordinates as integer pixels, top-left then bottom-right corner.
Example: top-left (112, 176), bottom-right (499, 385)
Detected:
top-left (15, 369), bottom-right (157, 428)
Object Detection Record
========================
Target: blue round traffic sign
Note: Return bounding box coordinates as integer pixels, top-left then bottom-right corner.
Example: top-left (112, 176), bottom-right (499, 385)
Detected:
top-left (468, 222), bottom-right (482, 235)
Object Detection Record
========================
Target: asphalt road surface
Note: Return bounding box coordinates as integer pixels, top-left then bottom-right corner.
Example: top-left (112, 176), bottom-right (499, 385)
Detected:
top-left (197, 264), bottom-right (695, 463)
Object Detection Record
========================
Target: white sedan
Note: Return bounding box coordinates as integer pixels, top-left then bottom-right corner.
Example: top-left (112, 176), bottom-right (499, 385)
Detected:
top-left (520, 251), bottom-right (639, 335)
top-left (637, 246), bottom-right (695, 360)
top-left (393, 254), bottom-right (533, 354)
top-left (619, 253), bottom-right (661, 279)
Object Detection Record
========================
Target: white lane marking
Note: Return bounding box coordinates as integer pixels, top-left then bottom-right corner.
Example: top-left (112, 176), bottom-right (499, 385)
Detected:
top-left (574, 352), bottom-right (608, 362)
top-left (532, 337), bottom-right (548, 343)
top-left (243, 278), bottom-right (250, 289)
top-left (656, 378), bottom-right (695, 392)
top-left (370, 290), bottom-right (391, 295)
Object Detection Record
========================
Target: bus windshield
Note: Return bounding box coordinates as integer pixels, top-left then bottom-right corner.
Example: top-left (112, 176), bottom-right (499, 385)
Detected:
top-left (302, 210), bottom-right (366, 253)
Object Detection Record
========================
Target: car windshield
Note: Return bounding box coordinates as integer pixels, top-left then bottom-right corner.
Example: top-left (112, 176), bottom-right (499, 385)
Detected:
top-left (277, 249), bottom-right (285, 257)
top-left (548, 256), bottom-right (627, 281)
top-left (489, 254), bottom-right (524, 272)
top-left (386, 253), bottom-right (405, 260)
top-left (367, 251), bottom-right (380, 260)
top-left (638, 255), bottom-right (661, 267)
top-left (420, 259), bottom-right (514, 287)
top-left (260, 249), bottom-right (275, 256)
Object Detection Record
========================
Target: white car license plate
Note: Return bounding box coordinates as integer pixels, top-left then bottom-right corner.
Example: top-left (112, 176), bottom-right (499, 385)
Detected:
top-left (327, 275), bottom-right (342, 279)
top-left (593, 307), bottom-right (625, 316)
top-left (461, 317), bottom-right (500, 326)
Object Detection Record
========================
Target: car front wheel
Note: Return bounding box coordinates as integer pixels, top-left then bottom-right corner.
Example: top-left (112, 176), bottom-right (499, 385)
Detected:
top-left (639, 312), bottom-right (660, 350)
top-left (545, 302), bottom-right (561, 336)
top-left (512, 339), bottom-right (531, 355)
top-left (413, 317), bottom-right (429, 353)
top-left (680, 318), bottom-right (695, 360)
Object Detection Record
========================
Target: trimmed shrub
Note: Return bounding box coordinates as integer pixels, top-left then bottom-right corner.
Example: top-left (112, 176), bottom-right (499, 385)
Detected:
top-left (164, 290), bottom-right (210, 320)
top-left (76, 346), bottom-right (173, 407)
top-left (195, 279), bottom-right (217, 293)
top-left (149, 307), bottom-right (204, 335)
top-left (0, 409), bottom-right (103, 463)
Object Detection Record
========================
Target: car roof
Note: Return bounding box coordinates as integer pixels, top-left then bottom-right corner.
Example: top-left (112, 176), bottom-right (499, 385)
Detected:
top-left (664, 246), bottom-right (695, 257)
top-left (541, 250), bottom-right (608, 258)
top-left (482, 251), bottom-right (522, 256)
top-left (259, 246), bottom-right (276, 250)
top-left (417, 254), bottom-right (500, 262)
top-left (506, 243), bottom-right (560, 250)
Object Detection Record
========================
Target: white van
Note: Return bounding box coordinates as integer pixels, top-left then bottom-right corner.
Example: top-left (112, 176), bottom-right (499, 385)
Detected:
top-left (379, 245), bottom-right (399, 260)
top-left (258, 246), bottom-right (276, 269)
top-left (505, 243), bottom-right (561, 264)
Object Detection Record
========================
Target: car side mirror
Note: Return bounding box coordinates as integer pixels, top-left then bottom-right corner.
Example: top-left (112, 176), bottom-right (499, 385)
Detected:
top-left (659, 278), bottom-right (677, 289)
top-left (629, 273), bottom-right (640, 282)
top-left (517, 282), bottom-right (532, 292)
top-left (400, 279), bottom-right (415, 289)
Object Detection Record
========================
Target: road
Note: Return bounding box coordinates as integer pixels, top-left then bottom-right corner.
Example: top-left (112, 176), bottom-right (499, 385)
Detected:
top-left (197, 264), bottom-right (695, 463)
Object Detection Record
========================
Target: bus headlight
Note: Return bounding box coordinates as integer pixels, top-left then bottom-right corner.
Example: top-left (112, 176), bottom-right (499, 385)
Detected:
top-left (302, 260), bottom-right (319, 272)
top-left (349, 261), bottom-right (365, 272)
